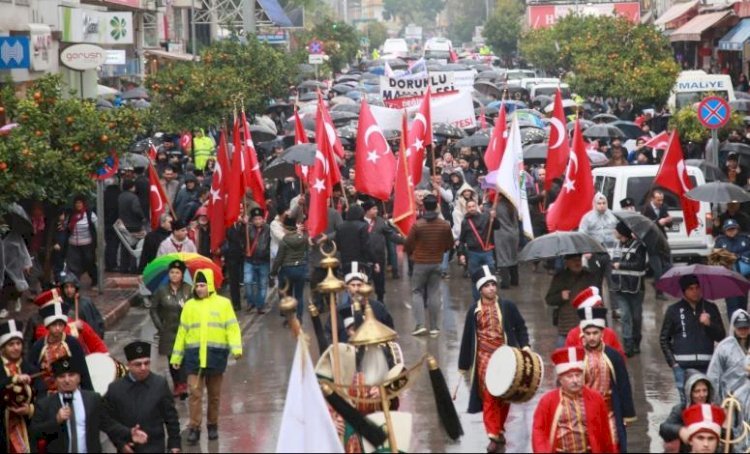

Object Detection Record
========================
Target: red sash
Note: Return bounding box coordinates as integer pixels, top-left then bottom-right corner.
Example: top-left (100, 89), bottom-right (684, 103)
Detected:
top-left (468, 218), bottom-right (493, 252)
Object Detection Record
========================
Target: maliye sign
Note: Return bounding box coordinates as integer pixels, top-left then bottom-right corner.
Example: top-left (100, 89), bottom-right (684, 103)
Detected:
top-left (60, 44), bottom-right (106, 70)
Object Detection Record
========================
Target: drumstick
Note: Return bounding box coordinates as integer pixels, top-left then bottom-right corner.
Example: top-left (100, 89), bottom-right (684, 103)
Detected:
top-left (452, 382), bottom-right (460, 401)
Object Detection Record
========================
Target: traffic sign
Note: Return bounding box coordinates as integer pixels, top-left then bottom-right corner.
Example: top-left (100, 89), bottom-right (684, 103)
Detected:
top-left (308, 54), bottom-right (324, 65)
top-left (308, 39), bottom-right (324, 55)
top-left (698, 96), bottom-right (731, 130)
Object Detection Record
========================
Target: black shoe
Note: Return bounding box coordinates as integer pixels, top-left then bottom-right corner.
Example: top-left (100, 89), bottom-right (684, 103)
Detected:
top-left (257, 308), bottom-right (266, 315)
top-left (187, 428), bottom-right (200, 445)
top-left (207, 424), bottom-right (219, 440)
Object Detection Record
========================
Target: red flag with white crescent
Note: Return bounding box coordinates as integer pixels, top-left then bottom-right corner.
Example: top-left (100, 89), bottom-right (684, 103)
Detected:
top-left (293, 109), bottom-right (309, 181)
top-left (407, 89), bottom-right (432, 187)
top-left (354, 99), bottom-right (396, 201)
top-left (654, 130), bottom-right (700, 236)
top-left (148, 164), bottom-right (169, 230)
top-left (545, 88), bottom-right (570, 191)
top-left (225, 116), bottom-right (244, 226)
top-left (241, 111), bottom-right (267, 210)
top-left (393, 112), bottom-right (416, 235)
top-left (644, 131), bottom-right (670, 150)
top-left (315, 95), bottom-right (342, 190)
top-left (209, 131), bottom-right (229, 252)
top-left (483, 103), bottom-right (506, 172)
top-left (317, 92), bottom-right (345, 159)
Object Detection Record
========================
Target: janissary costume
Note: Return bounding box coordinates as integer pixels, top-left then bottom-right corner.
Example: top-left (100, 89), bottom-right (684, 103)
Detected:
top-left (578, 305), bottom-right (636, 452)
top-left (0, 320), bottom-right (46, 453)
top-left (458, 266), bottom-right (530, 446)
top-left (532, 347), bottom-right (615, 453)
top-left (27, 302), bottom-right (92, 393)
top-left (564, 287), bottom-right (626, 359)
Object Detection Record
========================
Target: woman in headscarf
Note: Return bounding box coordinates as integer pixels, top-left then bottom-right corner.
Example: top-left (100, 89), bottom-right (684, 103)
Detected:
top-left (149, 259), bottom-right (192, 399)
top-left (659, 371), bottom-right (715, 453)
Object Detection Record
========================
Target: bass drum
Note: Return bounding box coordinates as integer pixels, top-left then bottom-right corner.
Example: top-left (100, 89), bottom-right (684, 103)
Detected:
top-left (85, 353), bottom-right (128, 395)
top-left (485, 345), bottom-right (544, 403)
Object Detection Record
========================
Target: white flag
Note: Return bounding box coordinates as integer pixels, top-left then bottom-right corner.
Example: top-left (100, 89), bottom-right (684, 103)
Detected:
top-left (276, 337), bottom-right (344, 453)
top-left (496, 117), bottom-right (534, 240)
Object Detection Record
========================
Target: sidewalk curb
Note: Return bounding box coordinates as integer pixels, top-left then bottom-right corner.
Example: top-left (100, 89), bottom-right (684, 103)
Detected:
top-left (102, 291), bottom-right (136, 330)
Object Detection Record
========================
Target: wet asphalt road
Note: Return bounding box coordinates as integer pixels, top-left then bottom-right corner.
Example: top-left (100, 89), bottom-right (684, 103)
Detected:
top-left (104, 261), bottom-right (688, 453)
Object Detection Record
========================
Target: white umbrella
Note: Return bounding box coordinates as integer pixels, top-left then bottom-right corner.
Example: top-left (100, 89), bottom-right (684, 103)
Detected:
top-left (544, 99), bottom-right (578, 113)
top-left (97, 84), bottom-right (119, 97)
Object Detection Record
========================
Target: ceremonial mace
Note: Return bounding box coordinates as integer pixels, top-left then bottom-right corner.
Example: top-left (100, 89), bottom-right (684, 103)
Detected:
top-left (317, 242), bottom-right (346, 385)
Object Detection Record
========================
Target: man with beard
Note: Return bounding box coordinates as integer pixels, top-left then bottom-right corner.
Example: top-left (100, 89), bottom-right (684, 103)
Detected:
top-left (189, 206), bottom-right (212, 259)
top-left (457, 199), bottom-right (499, 302)
top-left (578, 306), bottom-right (636, 452)
top-left (532, 347), bottom-right (615, 453)
top-left (458, 266), bottom-right (529, 452)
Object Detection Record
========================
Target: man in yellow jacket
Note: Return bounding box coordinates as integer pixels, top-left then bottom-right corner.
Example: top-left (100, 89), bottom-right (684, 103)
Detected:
top-left (170, 268), bottom-right (242, 445)
top-left (192, 128), bottom-right (215, 171)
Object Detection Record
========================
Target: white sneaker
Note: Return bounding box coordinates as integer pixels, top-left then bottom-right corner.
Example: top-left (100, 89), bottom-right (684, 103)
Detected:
top-left (411, 326), bottom-right (427, 336)
top-left (429, 329), bottom-right (440, 337)
top-left (0, 309), bottom-right (9, 319)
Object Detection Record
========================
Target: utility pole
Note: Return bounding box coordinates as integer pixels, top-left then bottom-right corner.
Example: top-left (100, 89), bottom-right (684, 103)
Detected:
top-left (191, 0), bottom-right (197, 56)
top-left (242, 0), bottom-right (257, 36)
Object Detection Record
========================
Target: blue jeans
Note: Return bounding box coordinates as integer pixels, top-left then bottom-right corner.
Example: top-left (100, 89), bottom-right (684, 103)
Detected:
top-left (440, 252), bottom-right (450, 274)
top-left (613, 290), bottom-right (644, 349)
top-left (673, 365), bottom-right (686, 406)
top-left (467, 250), bottom-right (495, 302)
top-left (279, 264), bottom-right (307, 319)
top-left (244, 261), bottom-right (269, 310)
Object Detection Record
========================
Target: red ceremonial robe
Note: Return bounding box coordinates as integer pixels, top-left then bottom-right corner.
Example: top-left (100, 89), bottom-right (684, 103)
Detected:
top-left (532, 386), bottom-right (616, 453)
top-left (35, 321), bottom-right (108, 354)
top-left (565, 326), bottom-right (626, 359)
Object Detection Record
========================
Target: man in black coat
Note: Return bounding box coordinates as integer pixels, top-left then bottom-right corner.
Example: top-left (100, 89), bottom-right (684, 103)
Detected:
top-left (104, 341), bottom-right (181, 453)
top-left (362, 199), bottom-right (404, 303)
top-left (641, 188), bottom-right (672, 300)
top-left (335, 204), bottom-right (374, 273)
top-left (31, 356), bottom-right (148, 453)
top-left (118, 179), bottom-right (147, 274)
top-left (139, 213), bottom-right (173, 273)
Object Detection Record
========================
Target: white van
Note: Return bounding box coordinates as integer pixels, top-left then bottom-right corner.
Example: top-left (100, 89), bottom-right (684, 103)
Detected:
top-left (593, 165), bottom-right (713, 261)
top-left (667, 70), bottom-right (735, 111)
top-left (382, 38), bottom-right (409, 58)
top-left (423, 37), bottom-right (452, 61)
top-left (531, 83), bottom-right (570, 99)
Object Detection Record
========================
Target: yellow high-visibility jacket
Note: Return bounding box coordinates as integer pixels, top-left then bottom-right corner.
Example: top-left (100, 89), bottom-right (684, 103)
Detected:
top-left (170, 268), bottom-right (242, 372)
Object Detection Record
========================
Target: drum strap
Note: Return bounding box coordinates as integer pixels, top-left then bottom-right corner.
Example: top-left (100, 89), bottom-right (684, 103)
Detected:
top-left (5, 361), bottom-right (30, 454)
top-left (549, 394), bottom-right (564, 449)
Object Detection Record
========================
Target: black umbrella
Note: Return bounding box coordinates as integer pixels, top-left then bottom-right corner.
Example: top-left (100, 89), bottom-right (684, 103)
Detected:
top-left (583, 124), bottom-right (625, 140)
top-left (264, 158), bottom-right (297, 179)
top-left (265, 103), bottom-right (292, 116)
top-left (382, 129), bottom-right (400, 141)
top-left (279, 143), bottom-right (317, 166)
top-left (332, 84), bottom-right (352, 94)
top-left (332, 103), bottom-right (360, 114)
top-left (720, 142), bottom-right (750, 157)
top-left (455, 134), bottom-right (490, 148)
top-left (337, 124), bottom-right (358, 140)
top-left (685, 159), bottom-right (728, 182)
top-left (476, 71), bottom-right (503, 83)
top-left (299, 92), bottom-right (317, 102)
top-left (433, 123), bottom-right (466, 139)
top-left (473, 81), bottom-right (503, 98)
top-left (567, 119), bottom-right (594, 132)
top-left (523, 143), bottom-right (548, 161)
top-left (519, 231), bottom-right (607, 261)
top-left (685, 182), bottom-right (750, 203)
top-left (730, 99), bottom-right (750, 113)
top-left (121, 87), bottom-right (149, 100)
top-left (298, 80), bottom-right (326, 90)
top-left (737, 92), bottom-right (750, 100)
top-left (330, 111), bottom-right (359, 126)
top-left (383, 58), bottom-right (407, 69)
top-left (591, 113), bottom-right (619, 123)
top-left (122, 152), bottom-right (150, 169)
top-left (613, 211), bottom-right (670, 258)
top-left (475, 106), bottom-right (500, 117)
top-left (336, 74), bottom-right (361, 83)
top-left (249, 125), bottom-right (277, 143)
top-left (611, 121), bottom-right (642, 140)
top-left (532, 95), bottom-right (553, 108)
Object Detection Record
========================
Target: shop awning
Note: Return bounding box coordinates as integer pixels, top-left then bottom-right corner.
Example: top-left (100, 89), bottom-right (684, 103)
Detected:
top-left (655, 0), bottom-right (699, 28)
top-left (257, 0), bottom-right (293, 27)
top-left (719, 18), bottom-right (750, 50)
top-left (144, 49), bottom-right (197, 62)
top-left (669, 11), bottom-right (732, 42)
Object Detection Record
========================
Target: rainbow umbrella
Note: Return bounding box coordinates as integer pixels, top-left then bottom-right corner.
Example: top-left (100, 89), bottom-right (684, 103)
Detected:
top-left (142, 252), bottom-right (223, 293)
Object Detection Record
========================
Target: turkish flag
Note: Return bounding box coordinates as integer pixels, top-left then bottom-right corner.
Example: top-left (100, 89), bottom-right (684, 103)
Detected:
top-left (654, 130), bottom-right (700, 236)
top-left (317, 92), bottom-right (345, 159)
top-left (644, 131), bottom-right (670, 150)
top-left (307, 124), bottom-right (335, 238)
top-left (483, 104), bottom-right (506, 172)
top-left (315, 95), bottom-right (342, 190)
top-left (241, 111), bottom-right (266, 210)
top-left (293, 109), bottom-right (309, 181)
top-left (392, 112), bottom-right (416, 235)
top-left (545, 89), bottom-right (570, 191)
top-left (209, 131), bottom-right (229, 252)
top-left (148, 143), bottom-right (158, 163)
top-left (148, 164), bottom-right (169, 230)
top-left (546, 120), bottom-right (594, 232)
top-left (407, 89), bottom-right (432, 187)
top-left (225, 117), bottom-right (244, 226)
top-left (354, 100), bottom-right (396, 201)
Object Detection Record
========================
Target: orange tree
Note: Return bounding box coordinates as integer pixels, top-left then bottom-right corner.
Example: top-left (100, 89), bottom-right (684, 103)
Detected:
top-left (520, 15), bottom-right (680, 107)
top-left (146, 38), bottom-right (297, 131)
top-left (0, 75), bottom-right (145, 211)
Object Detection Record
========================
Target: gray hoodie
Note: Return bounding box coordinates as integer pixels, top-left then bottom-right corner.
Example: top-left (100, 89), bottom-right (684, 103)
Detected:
top-left (658, 372), bottom-right (715, 452)
top-left (707, 309), bottom-right (750, 403)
